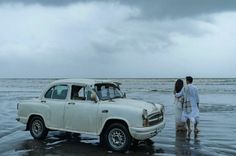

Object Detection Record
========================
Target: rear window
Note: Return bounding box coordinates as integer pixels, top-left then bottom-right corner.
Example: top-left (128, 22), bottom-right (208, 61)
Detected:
top-left (45, 85), bottom-right (68, 100)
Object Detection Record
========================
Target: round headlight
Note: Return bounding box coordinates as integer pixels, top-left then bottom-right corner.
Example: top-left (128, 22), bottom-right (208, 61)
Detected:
top-left (142, 109), bottom-right (148, 119)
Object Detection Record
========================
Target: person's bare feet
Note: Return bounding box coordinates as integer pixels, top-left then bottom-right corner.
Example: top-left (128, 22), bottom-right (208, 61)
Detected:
top-left (194, 128), bottom-right (200, 133)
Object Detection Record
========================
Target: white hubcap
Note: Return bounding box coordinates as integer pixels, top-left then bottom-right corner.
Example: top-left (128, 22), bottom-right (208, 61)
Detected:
top-left (32, 120), bottom-right (43, 137)
top-left (108, 128), bottom-right (126, 149)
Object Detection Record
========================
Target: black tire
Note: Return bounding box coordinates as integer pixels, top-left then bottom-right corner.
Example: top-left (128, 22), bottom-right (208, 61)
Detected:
top-left (104, 123), bottom-right (131, 152)
top-left (99, 132), bottom-right (106, 146)
top-left (132, 139), bottom-right (140, 146)
top-left (29, 116), bottom-right (48, 140)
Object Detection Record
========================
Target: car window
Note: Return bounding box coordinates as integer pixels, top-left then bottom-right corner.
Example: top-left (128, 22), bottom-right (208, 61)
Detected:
top-left (71, 85), bottom-right (86, 100)
top-left (45, 87), bottom-right (53, 99)
top-left (51, 85), bottom-right (68, 100)
top-left (95, 83), bottom-right (123, 100)
top-left (85, 88), bottom-right (93, 101)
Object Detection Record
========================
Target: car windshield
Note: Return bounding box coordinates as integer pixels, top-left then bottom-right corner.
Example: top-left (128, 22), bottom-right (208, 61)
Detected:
top-left (95, 83), bottom-right (123, 100)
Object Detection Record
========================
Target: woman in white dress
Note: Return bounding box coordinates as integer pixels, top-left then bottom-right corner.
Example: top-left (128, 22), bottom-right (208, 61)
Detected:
top-left (174, 79), bottom-right (186, 132)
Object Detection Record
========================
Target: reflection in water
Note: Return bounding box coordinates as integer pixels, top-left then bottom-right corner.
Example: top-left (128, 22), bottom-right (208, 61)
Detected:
top-left (15, 132), bottom-right (104, 156)
top-left (130, 139), bottom-right (164, 155)
top-left (175, 131), bottom-right (201, 156)
top-left (14, 132), bottom-right (165, 156)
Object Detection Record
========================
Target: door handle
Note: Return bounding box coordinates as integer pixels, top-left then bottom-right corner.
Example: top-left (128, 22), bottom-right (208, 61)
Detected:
top-left (68, 102), bottom-right (75, 105)
top-left (41, 100), bottom-right (46, 103)
top-left (102, 110), bottom-right (108, 113)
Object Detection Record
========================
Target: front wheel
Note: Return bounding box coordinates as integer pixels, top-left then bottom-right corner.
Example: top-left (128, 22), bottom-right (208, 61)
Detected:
top-left (105, 123), bottom-right (131, 152)
top-left (29, 116), bottom-right (48, 140)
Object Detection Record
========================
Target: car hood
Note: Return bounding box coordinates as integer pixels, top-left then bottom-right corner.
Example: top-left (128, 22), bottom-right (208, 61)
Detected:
top-left (109, 98), bottom-right (162, 113)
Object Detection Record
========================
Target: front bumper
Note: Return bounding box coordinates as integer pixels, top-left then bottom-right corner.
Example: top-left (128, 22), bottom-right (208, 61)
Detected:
top-left (129, 120), bottom-right (165, 140)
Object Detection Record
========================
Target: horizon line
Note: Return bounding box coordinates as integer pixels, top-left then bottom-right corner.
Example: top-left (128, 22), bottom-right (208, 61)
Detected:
top-left (0, 77), bottom-right (236, 79)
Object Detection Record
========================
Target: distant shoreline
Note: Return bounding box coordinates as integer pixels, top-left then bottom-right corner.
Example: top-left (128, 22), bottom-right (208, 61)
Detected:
top-left (0, 77), bottom-right (236, 80)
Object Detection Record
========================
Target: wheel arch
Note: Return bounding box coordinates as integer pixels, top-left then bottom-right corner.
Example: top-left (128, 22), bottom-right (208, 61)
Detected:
top-left (26, 114), bottom-right (47, 130)
top-left (99, 118), bottom-right (130, 136)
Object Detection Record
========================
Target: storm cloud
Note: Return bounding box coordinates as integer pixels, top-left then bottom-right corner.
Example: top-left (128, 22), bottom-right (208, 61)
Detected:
top-left (2, 0), bottom-right (236, 18)
top-left (0, 0), bottom-right (236, 78)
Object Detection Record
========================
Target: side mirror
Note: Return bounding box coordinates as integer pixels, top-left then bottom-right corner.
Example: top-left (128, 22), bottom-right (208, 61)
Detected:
top-left (123, 92), bottom-right (126, 98)
top-left (91, 92), bottom-right (98, 103)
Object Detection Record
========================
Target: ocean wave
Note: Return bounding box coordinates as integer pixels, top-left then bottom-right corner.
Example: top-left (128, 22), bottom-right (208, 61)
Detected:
top-left (200, 103), bottom-right (236, 113)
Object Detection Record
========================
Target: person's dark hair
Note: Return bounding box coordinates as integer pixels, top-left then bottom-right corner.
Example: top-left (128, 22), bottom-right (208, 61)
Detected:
top-left (186, 76), bottom-right (193, 83)
top-left (175, 79), bottom-right (184, 93)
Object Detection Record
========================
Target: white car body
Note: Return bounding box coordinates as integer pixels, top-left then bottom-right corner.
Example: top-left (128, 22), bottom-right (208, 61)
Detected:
top-left (17, 79), bottom-right (165, 150)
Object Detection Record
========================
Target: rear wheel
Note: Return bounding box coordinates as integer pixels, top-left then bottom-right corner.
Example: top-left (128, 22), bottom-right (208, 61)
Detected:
top-left (29, 116), bottom-right (48, 140)
top-left (104, 123), bottom-right (131, 152)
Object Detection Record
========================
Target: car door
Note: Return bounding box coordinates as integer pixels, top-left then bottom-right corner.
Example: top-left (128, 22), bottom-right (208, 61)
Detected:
top-left (43, 84), bottom-right (68, 129)
top-left (64, 85), bottom-right (99, 133)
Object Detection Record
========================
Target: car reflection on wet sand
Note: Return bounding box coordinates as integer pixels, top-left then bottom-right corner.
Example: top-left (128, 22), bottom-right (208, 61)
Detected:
top-left (7, 131), bottom-right (164, 156)
top-left (1, 129), bottom-right (210, 156)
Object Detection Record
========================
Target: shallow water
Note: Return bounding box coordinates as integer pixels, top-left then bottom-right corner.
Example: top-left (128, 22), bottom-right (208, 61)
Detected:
top-left (0, 78), bottom-right (236, 156)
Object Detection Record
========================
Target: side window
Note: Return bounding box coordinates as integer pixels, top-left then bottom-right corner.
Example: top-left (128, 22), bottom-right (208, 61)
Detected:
top-left (51, 85), bottom-right (68, 100)
top-left (78, 88), bottom-right (84, 98)
top-left (71, 85), bottom-right (86, 100)
top-left (85, 87), bottom-right (93, 101)
top-left (45, 87), bottom-right (54, 99)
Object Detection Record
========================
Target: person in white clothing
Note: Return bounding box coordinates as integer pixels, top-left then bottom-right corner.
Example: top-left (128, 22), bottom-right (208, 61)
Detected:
top-left (175, 76), bottom-right (200, 133)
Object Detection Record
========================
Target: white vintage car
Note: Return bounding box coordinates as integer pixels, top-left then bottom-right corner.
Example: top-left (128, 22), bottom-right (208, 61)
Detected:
top-left (16, 79), bottom-right (165, 151)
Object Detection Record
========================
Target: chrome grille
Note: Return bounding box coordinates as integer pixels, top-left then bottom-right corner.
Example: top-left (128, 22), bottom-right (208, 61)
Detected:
top-left (148, 112), bottom-right (164, 126)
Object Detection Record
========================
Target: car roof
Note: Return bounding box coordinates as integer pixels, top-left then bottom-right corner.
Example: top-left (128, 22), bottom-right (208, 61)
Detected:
top-left (51, 79), bottom-right (120, 86)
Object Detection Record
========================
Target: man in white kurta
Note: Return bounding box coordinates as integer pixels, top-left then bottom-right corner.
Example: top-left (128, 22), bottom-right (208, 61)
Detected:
top-left (175, 76), bottom-right (200, 133)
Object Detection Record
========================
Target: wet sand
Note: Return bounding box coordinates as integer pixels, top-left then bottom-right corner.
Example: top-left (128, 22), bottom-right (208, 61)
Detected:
top-left (0, 78), bottom-right (236, 156)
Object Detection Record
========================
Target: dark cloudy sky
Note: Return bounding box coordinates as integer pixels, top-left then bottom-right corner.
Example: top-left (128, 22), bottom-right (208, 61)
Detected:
top-left (0, 0), bottom-right (236, 78)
